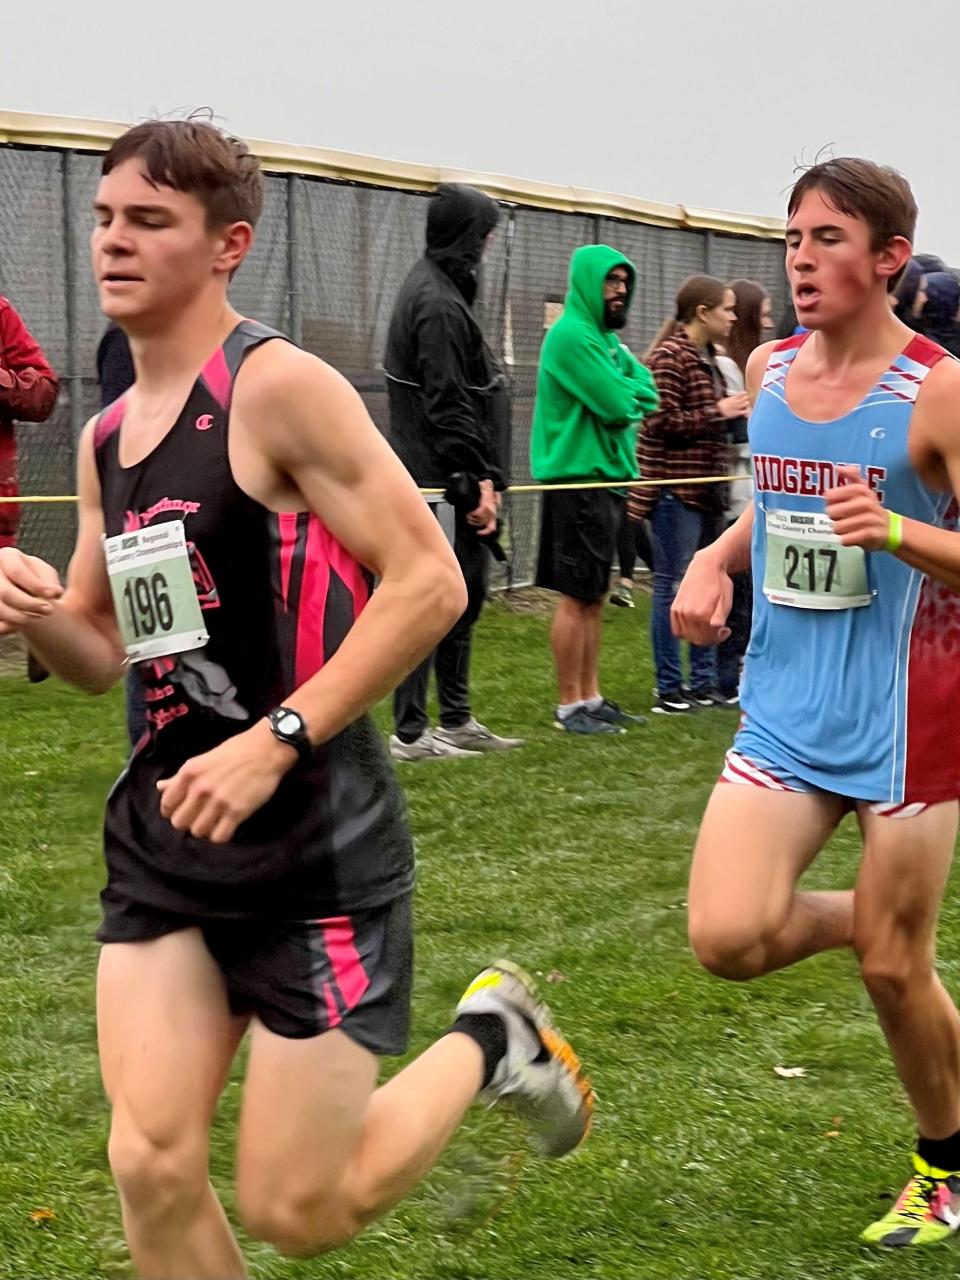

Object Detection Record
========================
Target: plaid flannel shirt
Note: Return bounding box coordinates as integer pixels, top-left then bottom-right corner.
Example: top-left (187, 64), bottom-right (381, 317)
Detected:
top-left (629, 326), bottom-right (728, 518)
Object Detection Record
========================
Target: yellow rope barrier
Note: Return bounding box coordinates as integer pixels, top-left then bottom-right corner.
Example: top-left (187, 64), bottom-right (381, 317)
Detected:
top-left (0, 495), bottom-right (77, 504)
top-left (2, 474), bottom-right (747, 505)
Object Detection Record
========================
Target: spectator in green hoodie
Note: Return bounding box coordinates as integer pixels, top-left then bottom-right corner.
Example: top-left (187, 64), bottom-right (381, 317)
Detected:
top-left (530, 244), bottom-right (659, 734)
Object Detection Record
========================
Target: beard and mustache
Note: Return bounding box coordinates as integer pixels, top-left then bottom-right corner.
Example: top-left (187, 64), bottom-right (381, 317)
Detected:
top-left (604, 301), bottom-right (628, 329)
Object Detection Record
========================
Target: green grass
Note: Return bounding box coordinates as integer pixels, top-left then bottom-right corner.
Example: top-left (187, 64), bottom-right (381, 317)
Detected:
top-left (1, 594), bottom-right (957, 1279)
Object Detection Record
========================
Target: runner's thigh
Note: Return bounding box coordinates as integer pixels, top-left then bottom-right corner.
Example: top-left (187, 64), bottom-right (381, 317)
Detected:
top-left (688, 781), bottom-right (846, 947)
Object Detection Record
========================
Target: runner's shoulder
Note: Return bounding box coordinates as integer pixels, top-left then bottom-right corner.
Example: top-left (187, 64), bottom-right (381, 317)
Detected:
top-left (234, 339), bottom-right (352, 415)
top-left (914, 352), bottom-right (960, 447)
top-left (745, 340), bottom-right (779, 397)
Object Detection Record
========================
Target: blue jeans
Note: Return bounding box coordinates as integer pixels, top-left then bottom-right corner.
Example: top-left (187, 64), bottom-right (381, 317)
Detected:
top-left (649, 489), bottom-right (722, 694)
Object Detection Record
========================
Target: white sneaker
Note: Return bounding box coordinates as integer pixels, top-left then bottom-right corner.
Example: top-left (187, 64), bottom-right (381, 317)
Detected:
top-left (456, 959), bottom-right (593, 1158)
top-left (388, 728), bottom-right (481, 761)
top-left (433, 718), bottom-right (524, 752)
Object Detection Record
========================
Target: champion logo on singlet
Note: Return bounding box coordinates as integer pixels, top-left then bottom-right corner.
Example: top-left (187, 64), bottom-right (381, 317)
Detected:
top-left (195, 413), bottom-right (214, 431)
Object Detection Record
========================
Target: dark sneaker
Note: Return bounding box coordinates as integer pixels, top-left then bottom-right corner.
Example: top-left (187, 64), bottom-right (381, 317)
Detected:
top-left (590, 698), bottom-right (646, 727)
top-left (688, 686), bottom-right (725, 708)
top-left (27, 652), bottom-right (49, 684)
top-left (716, 688), bottom-right (740, 707)
top-left (553, 708), bottom-right (624, 735)
top-left (608, 585), bottom-right (635, 609)
top-left (651, 689), bottom-right (692, 715)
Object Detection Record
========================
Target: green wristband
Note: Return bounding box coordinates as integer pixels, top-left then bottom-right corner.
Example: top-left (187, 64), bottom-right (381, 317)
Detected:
top-left (886, 511), bottom-right (904, 553)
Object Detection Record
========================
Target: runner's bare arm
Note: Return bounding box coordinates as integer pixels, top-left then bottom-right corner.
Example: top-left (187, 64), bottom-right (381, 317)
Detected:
top-left (826, 358), bottom-right (960, 592)
top-left (670, 341), bottom-right (773, 642)
top-left (235, 341), bottom-right (467, 745)
top-left (6, 420), bottom-right (125, 691)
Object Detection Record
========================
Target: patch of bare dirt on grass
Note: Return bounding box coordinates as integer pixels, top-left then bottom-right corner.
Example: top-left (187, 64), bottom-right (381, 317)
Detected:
top-left (0, 633), bottom-right (25, 678)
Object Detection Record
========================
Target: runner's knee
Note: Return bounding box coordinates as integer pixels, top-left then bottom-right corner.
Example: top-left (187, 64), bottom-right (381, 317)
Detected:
top-left (238, 1187), bottom-right (362, 1257)
top-left (108, 1115), bottom-right (208, 1221)
top-left (856, 933), bottom-right (935, 1006)
top-left (688, 911), bottom-right (777, 981)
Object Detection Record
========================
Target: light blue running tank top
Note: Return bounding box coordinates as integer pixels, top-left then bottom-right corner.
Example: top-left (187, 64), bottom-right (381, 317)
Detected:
top-left (735, 332), bottom-right (960, 804)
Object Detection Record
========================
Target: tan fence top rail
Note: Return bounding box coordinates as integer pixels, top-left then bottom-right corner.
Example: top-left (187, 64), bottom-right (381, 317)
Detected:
top-left (0, 110), bottom-right (786, 241)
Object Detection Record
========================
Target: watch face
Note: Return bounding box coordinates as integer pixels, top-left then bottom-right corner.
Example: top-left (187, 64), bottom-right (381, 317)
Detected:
top-left (277, 711), bottom-right (301, 736)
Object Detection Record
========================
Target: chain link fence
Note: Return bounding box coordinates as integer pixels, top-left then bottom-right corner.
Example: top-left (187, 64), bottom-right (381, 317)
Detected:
top-left (0, 143), bottom-right (786, 583)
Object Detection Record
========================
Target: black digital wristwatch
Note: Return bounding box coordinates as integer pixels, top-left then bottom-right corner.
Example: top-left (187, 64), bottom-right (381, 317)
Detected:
top-left (267, 706), bottom-right (313, 763)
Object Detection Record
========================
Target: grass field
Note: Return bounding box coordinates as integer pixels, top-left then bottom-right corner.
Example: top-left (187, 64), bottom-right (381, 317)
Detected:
top-left (1, 593), bottom-right (958, 1279)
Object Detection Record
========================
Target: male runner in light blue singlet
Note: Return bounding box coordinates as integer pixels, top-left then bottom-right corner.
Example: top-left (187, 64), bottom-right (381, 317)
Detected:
top-left (673, 157), bottom-right (960, 1248)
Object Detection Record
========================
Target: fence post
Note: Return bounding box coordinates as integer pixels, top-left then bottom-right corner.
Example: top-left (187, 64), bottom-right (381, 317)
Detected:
top-left (62, 149), bottom-right (84, 455)
top-left (499, 209), bottom-right (517, 588)
top-left (286, 175), bottom-right (303, 345)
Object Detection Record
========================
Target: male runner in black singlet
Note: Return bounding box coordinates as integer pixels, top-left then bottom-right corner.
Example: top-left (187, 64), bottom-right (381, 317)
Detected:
top-left (0, 120), bottom-right (591, 1277)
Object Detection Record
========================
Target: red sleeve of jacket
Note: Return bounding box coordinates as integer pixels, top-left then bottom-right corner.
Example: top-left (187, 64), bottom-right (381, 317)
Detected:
top-left (0, 298), bottom-right (59, 422)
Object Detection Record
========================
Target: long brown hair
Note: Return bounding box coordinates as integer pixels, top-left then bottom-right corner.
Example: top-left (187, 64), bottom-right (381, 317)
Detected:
top-left (725, 279), bottom-right (768, 374)
top-left (644, 275), bottom-right (728, 361)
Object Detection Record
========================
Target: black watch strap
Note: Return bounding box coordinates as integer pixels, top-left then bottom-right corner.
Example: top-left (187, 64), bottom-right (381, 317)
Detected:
top-left (267, 706), bottom-right (313, 762)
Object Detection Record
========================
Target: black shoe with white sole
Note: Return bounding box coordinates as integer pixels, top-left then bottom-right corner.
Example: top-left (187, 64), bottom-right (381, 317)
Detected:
top-left (651, 689), bottom-right (692, 715)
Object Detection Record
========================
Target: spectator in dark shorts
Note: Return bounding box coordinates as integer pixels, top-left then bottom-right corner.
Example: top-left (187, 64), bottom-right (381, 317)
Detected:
top-left (530, 244), bottom-right (659, 735)
top-left (631, 276), bottom-right (749, 715)
top-left (96, 322), bottom-right (145, 744)
top-left (0, 296), bottom-right (59, 681)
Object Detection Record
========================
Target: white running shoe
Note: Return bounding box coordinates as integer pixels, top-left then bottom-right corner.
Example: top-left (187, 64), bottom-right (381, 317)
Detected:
top-left (433, 718), bottom-right (524, 752)
top-left (456, 959), bottom-right (594, 1158)
top-left (388, 728), bottom-right (481, 761)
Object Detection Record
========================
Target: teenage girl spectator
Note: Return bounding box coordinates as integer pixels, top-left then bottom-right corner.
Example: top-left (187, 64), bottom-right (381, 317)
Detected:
top-left (630, 276), bottom-right (748, 714)
top-left (713, 279), bottom-right (774, 703)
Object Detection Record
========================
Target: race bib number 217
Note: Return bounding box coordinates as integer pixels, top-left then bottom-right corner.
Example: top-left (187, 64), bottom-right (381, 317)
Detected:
top-left (762, 510), bottom-right (873, 610)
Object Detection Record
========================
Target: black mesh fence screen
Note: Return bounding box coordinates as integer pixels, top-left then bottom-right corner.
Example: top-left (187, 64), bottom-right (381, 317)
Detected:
top-left (0, 142), bottom-right (786, 583)
top-left (1, 150), bottom-right (73, 568)
top-left (227, 173), bottom-right (291, 334)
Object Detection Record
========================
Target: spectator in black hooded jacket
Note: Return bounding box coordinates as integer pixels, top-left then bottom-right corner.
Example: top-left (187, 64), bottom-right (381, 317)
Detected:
top-left (921, 271), bottom-right (960, 357)
top-left (892, 259), bottom-right (927, 330)
top-left (383, 183), bottom-right (523, 761)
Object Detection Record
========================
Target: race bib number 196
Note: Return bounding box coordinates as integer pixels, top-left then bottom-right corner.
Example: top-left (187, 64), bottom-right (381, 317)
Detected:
top-left (103, 520), bottom-right (209, 662)
top-left (763, 509), bottom-right (873, 610)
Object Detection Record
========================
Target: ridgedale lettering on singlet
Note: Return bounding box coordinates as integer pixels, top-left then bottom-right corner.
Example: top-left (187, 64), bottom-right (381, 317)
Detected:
top-left (753, 455), bottom-right (887, 502)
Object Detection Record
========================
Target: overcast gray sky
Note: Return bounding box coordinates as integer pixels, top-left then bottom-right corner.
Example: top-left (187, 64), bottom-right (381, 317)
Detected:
top-left (3, 0), bottom-right (958, 259)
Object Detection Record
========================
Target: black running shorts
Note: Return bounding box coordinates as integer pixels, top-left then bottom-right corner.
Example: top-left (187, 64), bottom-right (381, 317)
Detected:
top-left (97, 892), bottom-right (413, 1056)
top-left (535, 489), bottom-right (623, 603)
